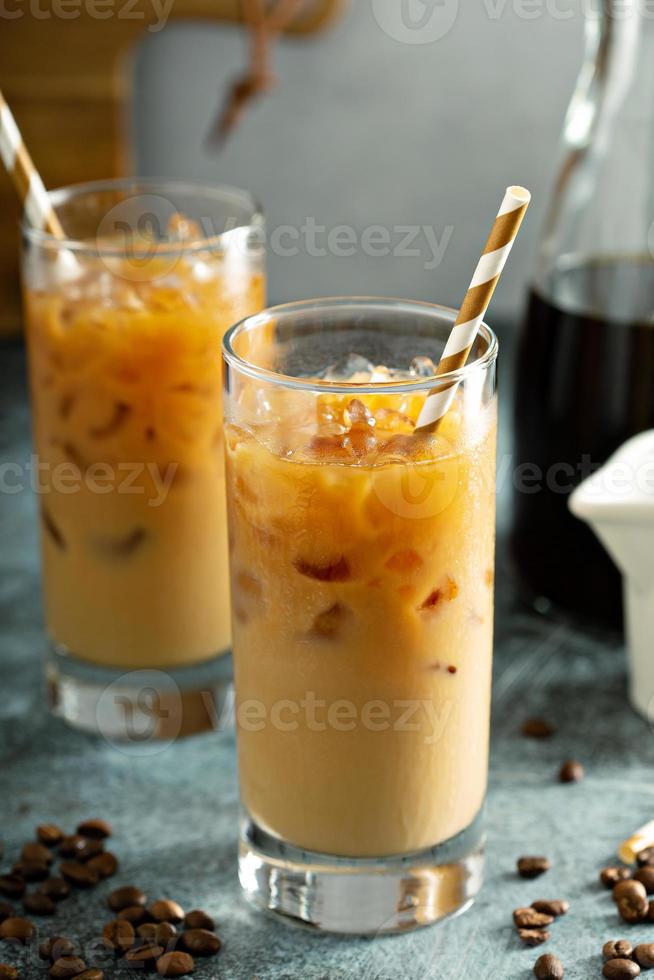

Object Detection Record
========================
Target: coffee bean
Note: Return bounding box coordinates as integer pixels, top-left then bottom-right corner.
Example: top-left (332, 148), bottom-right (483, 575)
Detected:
top-left (149, 901), bottom-right (184, 924)
top-left (0, 877), bottom-right (25, 899)
top-left (513, 908), bottom-right (555, 929)
top-left (107, 887), bottom-right (146, 912)
top-left (0, 965), bottom-right (18, 980)
top-left (634, 944), bottom-right (654, 969)
top-left (522, 718), bottom-right (556, 738)
top-left (0, 905), bottom-right (14, 925)
top-left (49, 958), bottom-right (87, 979)
top-left (613, 880), bottom-right (646, 904)
top-left (183, 912), bottom-right (214, 932)
top-left (618, 891), bottom-right (648, 924)
top-left (601, 868), bottom-right (632, 889)
top-left (637, 848), bottom-right (654, 867)
top-left (531, 900), bottom-right (569, 917)
top-left (21, 843), bottom-right (53, 867)
top-left (117, 906), bottom-right (150, 925)
top-left (76, 820), bottom-right (112, 840)
top-left (59, 862), bottom-right (98, 889)
top-left (0, 918), bottom-right (34, 944)
top-left (86, 854), bottom-right (117, 880)
top-left (603, 941), bottom-right (633, 961)
top-left (534, 953), bottom-right (564, 980)
top-left (518, 857), bottom-right (550, 879)
top-left (38, 878), bottom-right (70, 901)
top-left (13, 863), bottom-right (49, 883)
top-left (603, 960), bottom-right (640, 979)
top-left (37, 826), bottom-right (64, 847)
top-left (634, 867), bottom-right (654, 893)
top-left (156, 952), bottom-right (194, 977)
top-left (23, 893), bottom-right (55, 916)
top-left (58, 837), bottom-right (87, 859)
top-left (648, 900), bottom-right (654, 921)
top-left (180, 931), bottom-right (221, 957)
top-left (124, 944), bottom-right (163, 967)
top-left (74, 972), bottom-right (104, 980)
top-left (137, 924), bottom-right (177, 948)
top-left (76, 840), bottom-right (104, 863)
top-left (102, 921), bottom-right (135, 953)
top-left (519, 929), bottom-right (551, 946)
top-left (558, 760), bottom-right (584, 783)
top-left (39, 938), bottom-right (76, 961)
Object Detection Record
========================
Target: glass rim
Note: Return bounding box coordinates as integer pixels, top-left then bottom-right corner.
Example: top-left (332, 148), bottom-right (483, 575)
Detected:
top-left (21, 177), bottom-right (264, 256)
top-left (223, 297), bottom-right (498, 394)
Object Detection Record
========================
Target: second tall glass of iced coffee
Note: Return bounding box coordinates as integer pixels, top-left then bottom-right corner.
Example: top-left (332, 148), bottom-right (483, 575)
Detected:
top-left (223, 298), bottom-right (498, 934)
top-left (22, 180), bottom-right (265, 738)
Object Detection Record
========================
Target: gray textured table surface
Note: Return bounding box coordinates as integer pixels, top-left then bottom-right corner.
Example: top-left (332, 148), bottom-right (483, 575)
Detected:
top-left (1, 341), bottom-right (649, 980)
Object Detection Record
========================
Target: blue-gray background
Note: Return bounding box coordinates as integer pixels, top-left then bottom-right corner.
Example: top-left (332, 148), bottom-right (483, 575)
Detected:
top-left (134, 0), bottom-right (585, 314)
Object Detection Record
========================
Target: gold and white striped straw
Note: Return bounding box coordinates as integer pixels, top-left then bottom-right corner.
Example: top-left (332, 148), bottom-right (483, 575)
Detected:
top-left (415, 185), bottom-right (531, 432)
top-left (0, 88), bottom-right (65, 238)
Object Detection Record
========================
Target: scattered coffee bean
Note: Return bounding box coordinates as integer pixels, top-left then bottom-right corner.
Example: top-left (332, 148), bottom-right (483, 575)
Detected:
top-left (518, 857), bottom-right (551, 879)
top-left (49, 958), bottom-right (87, 979)
top-left (183, 911), bottom-right (214, 932)
top-left (519, 929), bottom-right (551, 947)
top-left (137, 923), bottom-right (177, 947)
top-left (0, 918), bottom-right (34, 944)
top-left (76, 840), bottom-right (104, 863)
top-left (531, 900), bottom-right (569, 917)
top-left (39, 937), bottom-right (76, 961)
top-left (38, 878), bottom-right (70, 901)
top-left (117, 906), bottom-right (149, 925)
top-left (59, 862), bottom-right (98, 889)
top-left (534, 953), bottom-right (564, 980)
top-left (559, 760), bottom-right (584, 783)
top-left (58, 837), bottom-right (87, 859)
top-left (634, 944), bottom-right (654, 969)
top-left (107, 887), bottom-right (146, 912)
top-left (124, 944), bottom-right (164, 967)
top-left (618, 891), bottom-right (648, 924)
top-left (14, 863), bottom-right (49, 883)
top-left (74, 971), bottom-right (104, 980)
top-left (156, 952), bottom-right (194, 977)
top-left (613, 880), bottom-right (646, 903)
top-left (180, 931), bottom-right (221, 957)
top-left (149, 901), bottom-right (184, 924)
top-left (601, 868), bottom-right (632, 889)
top-left (603, 941), bottom-right (633, 961)
top-left (37, 826), bottom-right (64, 847)
top-left (603, 960), bottom-right (640, 980)
top-left (0, 965), bottom-right (18, 980)
top-left (0, 905), bottom-right (14, 925)
top-left (522, 718), bottom-right (555, 738)
top-left (76, 820), bottom-right (112, 840)
top-left (634, 867), bottom-right (654, 893)
top-left (648, 900), bottom-right (654, 922)
top-left (21, 843), bottom-right (53, 867)
top-left (102, 921), bottom-right (135, 953)
top-left (637, 848), bottom-right (654, 867)
top-left (86, 854), bottom-right (117, 880)
top-left (0, 878), bottom-right (25, 900)
top-left (514, 908), bottom-right (555, 929)
top-left (22, 893), bottom-right (55, 916)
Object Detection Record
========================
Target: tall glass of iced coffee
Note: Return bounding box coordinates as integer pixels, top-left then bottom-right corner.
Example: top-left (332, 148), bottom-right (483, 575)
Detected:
top-left (223, 298), bottom-right (497, 933)
top-left (22, 179), bottom-right (265, 738)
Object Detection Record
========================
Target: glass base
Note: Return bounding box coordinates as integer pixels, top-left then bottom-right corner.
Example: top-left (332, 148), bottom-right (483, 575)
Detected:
top-left (46, 643), bottom-right (234, 742)
top-left (238, 810), bottom-right (484, 935)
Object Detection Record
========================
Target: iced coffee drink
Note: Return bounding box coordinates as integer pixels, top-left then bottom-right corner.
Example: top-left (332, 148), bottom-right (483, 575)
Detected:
top-left (223, 298), bottom-right (498, 933)
top-left (22, 180), bottom-right (264, 734)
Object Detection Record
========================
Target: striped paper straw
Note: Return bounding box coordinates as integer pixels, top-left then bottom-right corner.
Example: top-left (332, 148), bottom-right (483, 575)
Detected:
top-left (0, 88), bottom-right (65, 238)
top-left (415, 185), bottom-right (531, 432)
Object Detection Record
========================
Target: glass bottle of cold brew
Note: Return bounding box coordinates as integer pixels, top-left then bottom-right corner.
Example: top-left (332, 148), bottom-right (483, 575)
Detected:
top-left (512, 0), bottom-right (654, 629)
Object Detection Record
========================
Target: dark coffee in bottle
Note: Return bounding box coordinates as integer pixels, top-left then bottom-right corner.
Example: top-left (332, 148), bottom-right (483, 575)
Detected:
top-left (512, 257), bottom-right (654, 629)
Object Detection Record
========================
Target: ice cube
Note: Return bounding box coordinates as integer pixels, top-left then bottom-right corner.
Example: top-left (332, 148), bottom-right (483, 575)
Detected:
top-left (410, 356), bottom-right (437, 378)
top-left (321, 353), bottom-right (375, 381)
